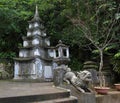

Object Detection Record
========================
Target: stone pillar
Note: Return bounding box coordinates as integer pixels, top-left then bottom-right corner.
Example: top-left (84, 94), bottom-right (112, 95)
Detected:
top-left (53, 49), bottom-right (56, 58)
top-left (53, 66), bottom-right (65, 86)
top-left (14, 62), bottom-right (20, 79)
top-left (66, 48), bottom-right (69, 58)
top-left (58, 47), bottom-right (62, 57)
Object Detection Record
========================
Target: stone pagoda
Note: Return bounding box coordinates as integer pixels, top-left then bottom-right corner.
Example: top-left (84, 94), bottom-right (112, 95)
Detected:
top-left (14, 6), bottom-right (56, 81)
top-left (14, 5), bottom-right (70, 82)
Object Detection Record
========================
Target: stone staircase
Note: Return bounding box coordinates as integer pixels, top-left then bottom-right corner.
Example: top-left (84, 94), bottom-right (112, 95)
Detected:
top-left (0, 90), bottom-right (77, 103)
top-left (0, 81), bottom-right (77, 103)
top-left (39, 96), bottom-right (77, 103)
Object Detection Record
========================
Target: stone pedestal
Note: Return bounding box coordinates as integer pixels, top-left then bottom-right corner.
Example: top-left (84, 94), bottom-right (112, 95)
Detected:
top-left (60, 84), bottom-right (96, 103)
top-left (53, 68), bottom-right (65, 86)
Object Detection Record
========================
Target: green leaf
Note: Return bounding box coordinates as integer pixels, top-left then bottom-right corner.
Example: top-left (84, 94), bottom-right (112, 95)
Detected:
top-left (115, 13), bottom-right (120, 20)
top-left (104, 45), bottom-right (118, 51)
top-left (114, 52), bottom-right (120, 59)
top-left (92, 50), bottom-right (99, 54)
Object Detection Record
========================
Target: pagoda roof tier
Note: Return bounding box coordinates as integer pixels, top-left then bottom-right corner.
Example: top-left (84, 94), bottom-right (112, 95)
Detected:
top-left (55, 40), bottom-right (69, 48)
top-left (19, 45), bottom-right (54, 49)
top-left (14, 57), bottom-right (34, 61)
top-left (53, 57), bottom-right (70, 64)
top-left (22, 35), bottom-right (47, 40)
top-left (28, 19), bottom-right (42, 23)
top-left (33, 56), bottom-right (53, 61)
top-left (14, 56), bottom-right (53, 62)
top-left (27, 26), bottom-right (45, 32)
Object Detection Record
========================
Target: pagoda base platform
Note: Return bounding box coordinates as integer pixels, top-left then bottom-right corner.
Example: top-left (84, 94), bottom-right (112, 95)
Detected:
top-left (13, 78), bottom-right (52, 82)
top-left (0, 81), bottom-right (77, 103)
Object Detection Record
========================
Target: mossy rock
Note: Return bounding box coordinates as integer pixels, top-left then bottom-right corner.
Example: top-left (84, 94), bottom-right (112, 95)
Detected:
top-left (0, 70), bottom-right (10, 79)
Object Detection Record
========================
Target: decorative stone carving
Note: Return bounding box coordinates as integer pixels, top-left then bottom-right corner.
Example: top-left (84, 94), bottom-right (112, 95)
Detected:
top-left (19, 50), bottom-right (27, 57)
top-left (29, 24), bottom-right (32, 29)
top-left (19, 51), bottom-right (24, 57)
top-left (34, 49), bottom-right (40, 56)
top-left (43, 32), bottom-right (46, 36)
top-left (53, 40), bottom-right (70, 65)
top-left (32, 38), bottom-right (39, 45)
top-left (63, 67), bottom-right (92, 93)
top-left (33, 30), bottom-right (40, 35)
top-left (14, 62), bottom-right (20, 79)
top-left (44, 66), bottom-right (53, 81)
top-left (45, 38), bottom-right (50, 46)
top-left (48, 49), bottom-right (54, 58)
top-left (34, 22), bottom-right (39, 27)
top-left (0, 63), bottom-right (10, 79)
top-left (35, 59), bottom-right (42, 78)
top-left (27, 31), bottom-right (31, 36)
top-left (23, 41), bottom-right (29, 47)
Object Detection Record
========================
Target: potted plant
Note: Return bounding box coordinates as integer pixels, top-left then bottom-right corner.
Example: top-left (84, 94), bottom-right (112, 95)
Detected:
top-left (91, 49), bottom-right (110, 95)
top-left (114, 84), bottom-right (120, 91)
top-left (94, 72), bottom-right (110, 94)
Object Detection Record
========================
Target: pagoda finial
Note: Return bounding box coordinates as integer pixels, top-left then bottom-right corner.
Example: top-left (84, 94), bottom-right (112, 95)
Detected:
top-left (58, 40), bottom-right (62, 44)
top-left (32, 5), bottom-right (41, 21)
top-left (34, 5), bottom-right (39, 18)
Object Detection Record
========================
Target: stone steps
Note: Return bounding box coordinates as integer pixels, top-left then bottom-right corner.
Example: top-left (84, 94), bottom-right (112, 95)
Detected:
top-left (0, 91), bottom-right (71, 103)
top-left (39, 96), bottom-right (78, 103)
top-left (0, 81), bottom-right (78, 103)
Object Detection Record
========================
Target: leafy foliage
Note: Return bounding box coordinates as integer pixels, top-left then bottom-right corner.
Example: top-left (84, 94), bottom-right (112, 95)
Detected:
top-left (0, 0), bottom-right (119, 74)
top-left (69, 57), bottom-right (83, 71)
top-left (114, 52), bottom-right (120, 59)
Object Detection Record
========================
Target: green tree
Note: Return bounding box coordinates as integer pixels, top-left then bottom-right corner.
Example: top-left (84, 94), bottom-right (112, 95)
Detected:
top-left (0, 0), bottom-right (119, 74)
top-left (64, 0), bottom-right (120, 86)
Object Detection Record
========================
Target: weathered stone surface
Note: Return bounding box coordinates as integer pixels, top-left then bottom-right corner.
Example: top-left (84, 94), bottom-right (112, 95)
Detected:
top-left (60, 84), bottom-right (96, 103)
top-left (0, 63), bottom-right (12, 79)
top-left (96, 91), bottom-right (120, 103)
top-left (53, 68), bottom-right (65, 86)
top-left (14, 6), bottom-right (70, 82)
top-left (0, 81), bottom-right (77, 103)
top-left (14, 6), bottom-right (55, 81)
top-left (63, 68), bottom-right (93, 93)
top-left (61, 83), bottom-right (120, 103)
top-left (39, 96), bottom-right (78, 103)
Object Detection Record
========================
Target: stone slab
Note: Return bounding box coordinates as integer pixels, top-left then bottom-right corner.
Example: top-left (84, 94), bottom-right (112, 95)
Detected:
top-left (0, 81), bottom-right (70, 103)
top-left (39, 96), bottom-right (78, 103)
top-left (96, 90), bottom-right (120, 103)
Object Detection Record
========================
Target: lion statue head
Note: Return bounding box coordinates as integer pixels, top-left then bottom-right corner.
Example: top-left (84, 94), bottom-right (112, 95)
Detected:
top-left (77, 70), bottom-right (92, 82)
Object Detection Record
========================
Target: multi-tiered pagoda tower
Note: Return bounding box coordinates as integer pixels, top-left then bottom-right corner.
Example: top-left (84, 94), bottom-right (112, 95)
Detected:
top-left (14, 6), bottom-right (56, 81)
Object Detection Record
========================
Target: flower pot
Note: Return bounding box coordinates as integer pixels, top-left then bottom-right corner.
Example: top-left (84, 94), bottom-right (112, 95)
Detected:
top-left (114, 84), bottom-right (120, 91)
top-left (94, 87), bottom-right (110, 95)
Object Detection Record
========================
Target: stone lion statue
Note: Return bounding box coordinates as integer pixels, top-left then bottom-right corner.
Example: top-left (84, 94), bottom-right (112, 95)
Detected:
top-left (63, 67), bottom-right (92, 93)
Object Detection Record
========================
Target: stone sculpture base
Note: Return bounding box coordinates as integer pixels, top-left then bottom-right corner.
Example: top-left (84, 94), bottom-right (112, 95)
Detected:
top-left (60, 83), bottom-right (96, 103)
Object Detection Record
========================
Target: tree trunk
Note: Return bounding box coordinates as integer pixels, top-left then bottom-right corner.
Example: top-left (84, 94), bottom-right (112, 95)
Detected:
top-left (99, 49), bottom-right (104, 87)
